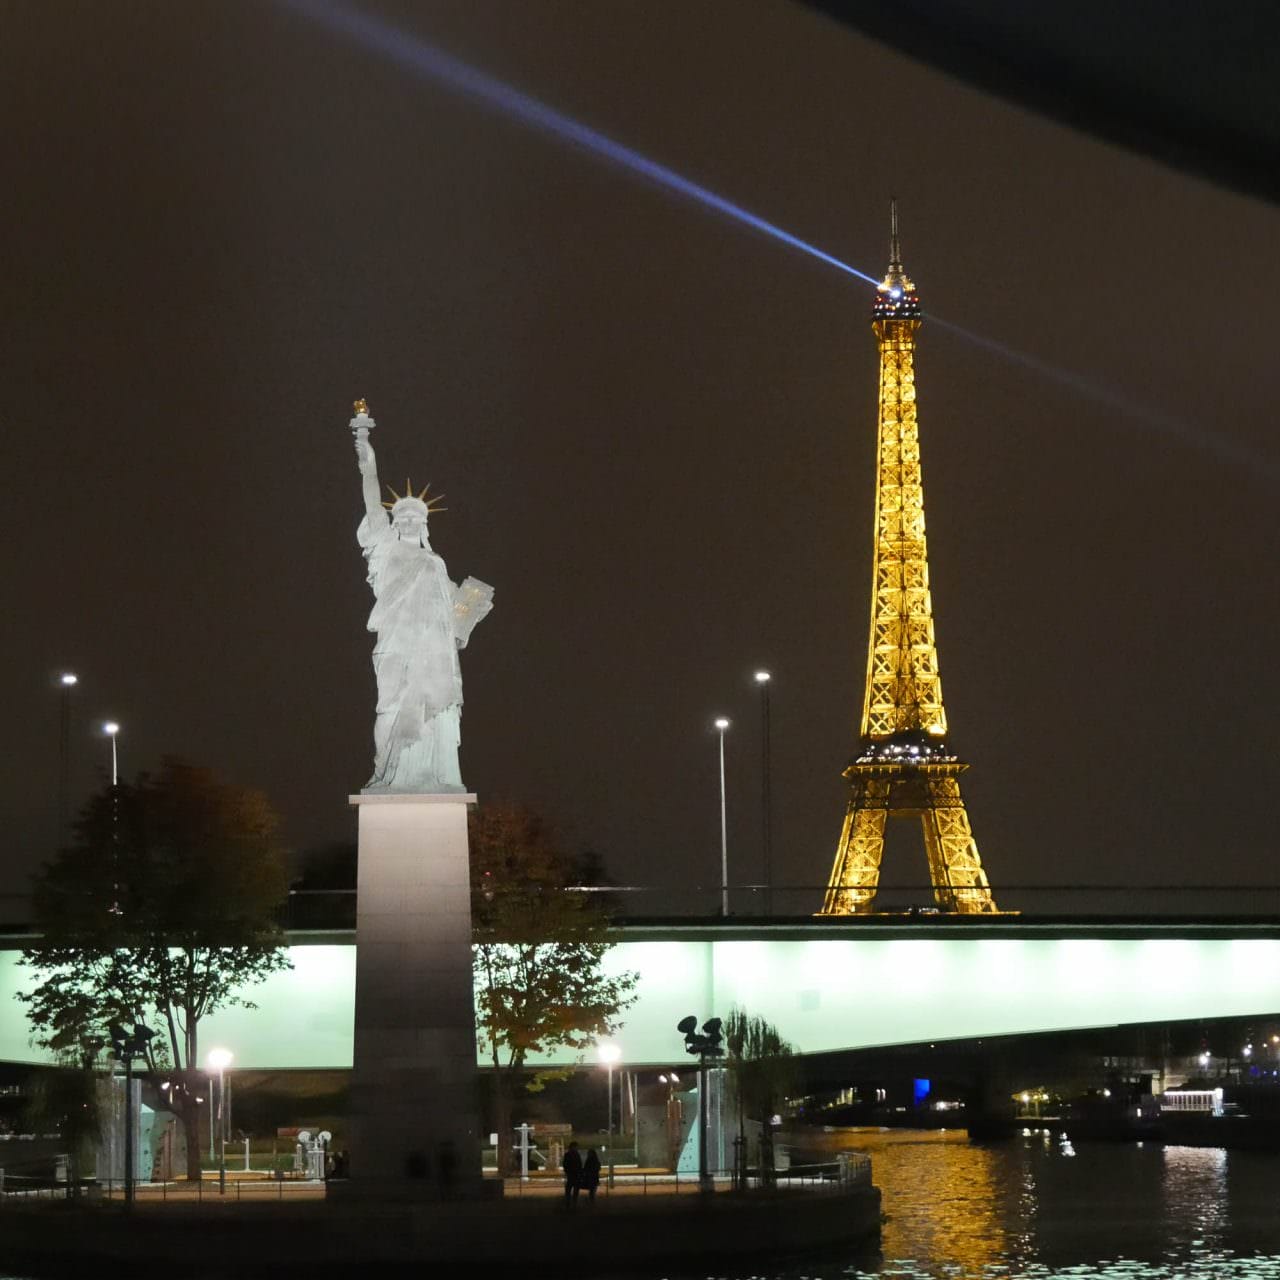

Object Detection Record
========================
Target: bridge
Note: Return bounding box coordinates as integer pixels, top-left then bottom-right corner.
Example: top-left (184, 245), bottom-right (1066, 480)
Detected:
top-left (3, 917), bottom-right (1278, 1069)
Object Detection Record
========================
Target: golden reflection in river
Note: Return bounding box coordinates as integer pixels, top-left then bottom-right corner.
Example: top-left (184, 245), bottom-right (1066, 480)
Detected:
top-left (812, 1128), bottom-right (1017, 1274)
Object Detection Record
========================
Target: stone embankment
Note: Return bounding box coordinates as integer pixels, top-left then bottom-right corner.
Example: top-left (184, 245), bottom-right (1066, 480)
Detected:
top-left (0, 1180), bottom-right (881, 1274)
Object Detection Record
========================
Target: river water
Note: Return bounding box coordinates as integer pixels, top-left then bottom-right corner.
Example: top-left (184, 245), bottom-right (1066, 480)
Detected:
top-left (659, 1128), bottom-right (1280, 1279)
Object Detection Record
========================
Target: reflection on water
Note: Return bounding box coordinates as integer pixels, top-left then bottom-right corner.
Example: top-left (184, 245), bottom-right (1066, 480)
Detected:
top-left (643, 1128), bottom-right (1280, 1279)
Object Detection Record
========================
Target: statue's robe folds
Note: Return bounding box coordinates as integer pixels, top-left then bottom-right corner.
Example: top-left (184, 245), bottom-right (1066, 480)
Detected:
top-left (358, 514), bottom-right (485, 792)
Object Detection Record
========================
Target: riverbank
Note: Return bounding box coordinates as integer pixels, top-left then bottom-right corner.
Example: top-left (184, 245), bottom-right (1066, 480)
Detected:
top-left (0, 1180), bottom-right (881, 1276)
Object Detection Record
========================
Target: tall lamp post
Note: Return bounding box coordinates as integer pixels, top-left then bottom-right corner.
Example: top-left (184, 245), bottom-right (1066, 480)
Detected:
top-left (598, 1042), bottom-right (621, 1162)
top-left (678, 1015), bottom-right (724, 1192)
top-left (102, 721), bottom-right (123, 915)
top-left (56, 673), bottom-right (78, 847)
top-left (102, 721), bottom-right (120, 787)
top-left (753, 670), bottom-right (772, 915)
top-left (108, 1021), bottom-right (154, 1205)
top-left (207, 1047), bottom-right (233, 1195)
top-left (713, 717), bottom-right (730, 916)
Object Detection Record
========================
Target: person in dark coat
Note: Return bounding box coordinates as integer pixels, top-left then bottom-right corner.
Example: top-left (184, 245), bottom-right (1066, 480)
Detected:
top-left (562, 1141), bottom-right (582, 1205)
top-left (581, 1147), bottom-right (601, 1203)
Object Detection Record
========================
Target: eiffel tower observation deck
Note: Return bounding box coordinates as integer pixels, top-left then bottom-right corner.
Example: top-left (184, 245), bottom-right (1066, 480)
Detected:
top-left (821, 203), bottom-right (1001, 916)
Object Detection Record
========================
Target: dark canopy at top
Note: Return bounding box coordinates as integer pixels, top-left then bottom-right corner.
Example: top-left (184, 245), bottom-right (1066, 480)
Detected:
top-left (803, 0), bottom-right (1280, 204)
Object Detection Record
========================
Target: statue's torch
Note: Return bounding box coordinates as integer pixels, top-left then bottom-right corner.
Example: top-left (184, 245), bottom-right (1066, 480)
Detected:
top-left (350, 397), bottom-right (375, 445)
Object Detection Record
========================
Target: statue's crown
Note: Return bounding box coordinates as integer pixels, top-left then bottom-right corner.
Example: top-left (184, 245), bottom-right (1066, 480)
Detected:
top-left (383, 478), bottom-right (447, 517)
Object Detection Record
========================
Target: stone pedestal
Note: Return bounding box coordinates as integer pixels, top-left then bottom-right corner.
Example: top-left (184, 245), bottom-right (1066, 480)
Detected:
top-left (345, 792), bottom-right (481, 1197)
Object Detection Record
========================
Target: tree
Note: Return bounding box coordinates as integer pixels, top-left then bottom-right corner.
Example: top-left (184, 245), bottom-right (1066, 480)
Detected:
top-left (19, 758), bottom-right (291, 1180)
top-left (470, 803), bottom-right (637, 1174)
top-left (725, 1010), bottom-right (798, 1188)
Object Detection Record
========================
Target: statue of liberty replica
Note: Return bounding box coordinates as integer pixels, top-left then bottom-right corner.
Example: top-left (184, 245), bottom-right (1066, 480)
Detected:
top-left (350, 400), bottom-right (493, 792)
top-left (344, 398), bottom-right (493, 1198)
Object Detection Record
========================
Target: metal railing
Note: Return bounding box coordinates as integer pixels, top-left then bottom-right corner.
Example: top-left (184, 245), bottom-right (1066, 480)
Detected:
top-left (0, 1171), bottom-right (326, 1205)
top-left (7, 885), bottom-right (1280, 939)
top-left (280, 884), bottom-right (1280, 930)
top-left (0, 1158), bottom-right (871, 1206)
top-left (502, 1156), bottom-right (870, 1197)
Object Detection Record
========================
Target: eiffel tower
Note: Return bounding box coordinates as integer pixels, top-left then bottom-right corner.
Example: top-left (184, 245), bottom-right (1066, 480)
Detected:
top-left (820, 203), bottom-right (1000, 915)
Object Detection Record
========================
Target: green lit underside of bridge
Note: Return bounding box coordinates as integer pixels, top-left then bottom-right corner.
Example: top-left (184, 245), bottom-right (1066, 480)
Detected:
top-left (3, 921), bottom-right (1278, 1068)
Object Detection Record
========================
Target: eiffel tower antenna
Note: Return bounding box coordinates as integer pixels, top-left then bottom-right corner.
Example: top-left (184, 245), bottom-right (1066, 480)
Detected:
top-left (819, 203), bottom-right (1001, 916)
top-left (888, 195), bottom-right (902, 276)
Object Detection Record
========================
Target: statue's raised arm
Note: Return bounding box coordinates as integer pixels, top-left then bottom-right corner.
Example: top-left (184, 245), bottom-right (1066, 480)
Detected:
top-left (352, 401), bottom-right (387, 530)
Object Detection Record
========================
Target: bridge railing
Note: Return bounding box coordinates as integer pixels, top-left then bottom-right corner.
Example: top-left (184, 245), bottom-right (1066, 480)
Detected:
top-left (10, 885), bottom-right (1280, 937)
top-left (280, 883), bottom-right (1280, 930)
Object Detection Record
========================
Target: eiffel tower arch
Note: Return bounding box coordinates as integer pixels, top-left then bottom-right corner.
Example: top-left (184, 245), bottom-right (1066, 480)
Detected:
top-left (820, 204), bottom-right (1001, 916)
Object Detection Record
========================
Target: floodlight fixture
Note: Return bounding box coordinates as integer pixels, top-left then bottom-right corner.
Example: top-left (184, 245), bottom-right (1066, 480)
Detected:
top-left (677, 1015), bottom-right (698, 1036)
top-left (753, 669), bottom-right (771, 684)
top-left (60, 673), bottom-right (79, 687)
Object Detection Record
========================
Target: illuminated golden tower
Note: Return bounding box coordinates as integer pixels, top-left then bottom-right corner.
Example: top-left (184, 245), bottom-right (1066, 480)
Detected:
top-left (820, 203), bottom-right (999, 915)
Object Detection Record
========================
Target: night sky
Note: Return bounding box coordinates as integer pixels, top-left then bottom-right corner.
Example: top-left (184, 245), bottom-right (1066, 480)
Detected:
top-left (5, 1), bottom-right (1279, 914)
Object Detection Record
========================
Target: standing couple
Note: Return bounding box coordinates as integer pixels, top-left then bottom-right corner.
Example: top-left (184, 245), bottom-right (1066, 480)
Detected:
top-left (561, 1141), bottom-right (601, 1205)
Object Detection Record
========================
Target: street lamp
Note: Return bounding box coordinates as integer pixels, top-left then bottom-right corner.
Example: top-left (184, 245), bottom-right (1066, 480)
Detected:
top-left (56, 673), bottom-right (78, 847)
top-left (108, 1021), bottom-right (154, 1205)
top-left (713, 717), bottom-right (730, 916)
top-left (102, 721), bottom-right (120, 787)
top-left (207, 1047), bottom-right (233, 1195)
top-left (598, 1042), bottom-right (621, 1158)
top-left (678, 1015), bottom-right (724, 1192)
top-left (753, 670), bottom-right (772, 915)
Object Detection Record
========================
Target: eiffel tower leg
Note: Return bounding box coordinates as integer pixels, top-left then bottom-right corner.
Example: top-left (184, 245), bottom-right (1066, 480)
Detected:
top-left (819, 776), bottom-right (889, 915)
top-left (920, 775), bottom-right (999, 914)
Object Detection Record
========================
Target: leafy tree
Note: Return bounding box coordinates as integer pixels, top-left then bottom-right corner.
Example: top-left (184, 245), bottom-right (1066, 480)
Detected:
top-left (19, 759), bottom-right (291, 1180)
top-left (725, 1010), bottom-right (798, 1188)
top-left (470, 803), bottom-right (637, 1173)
